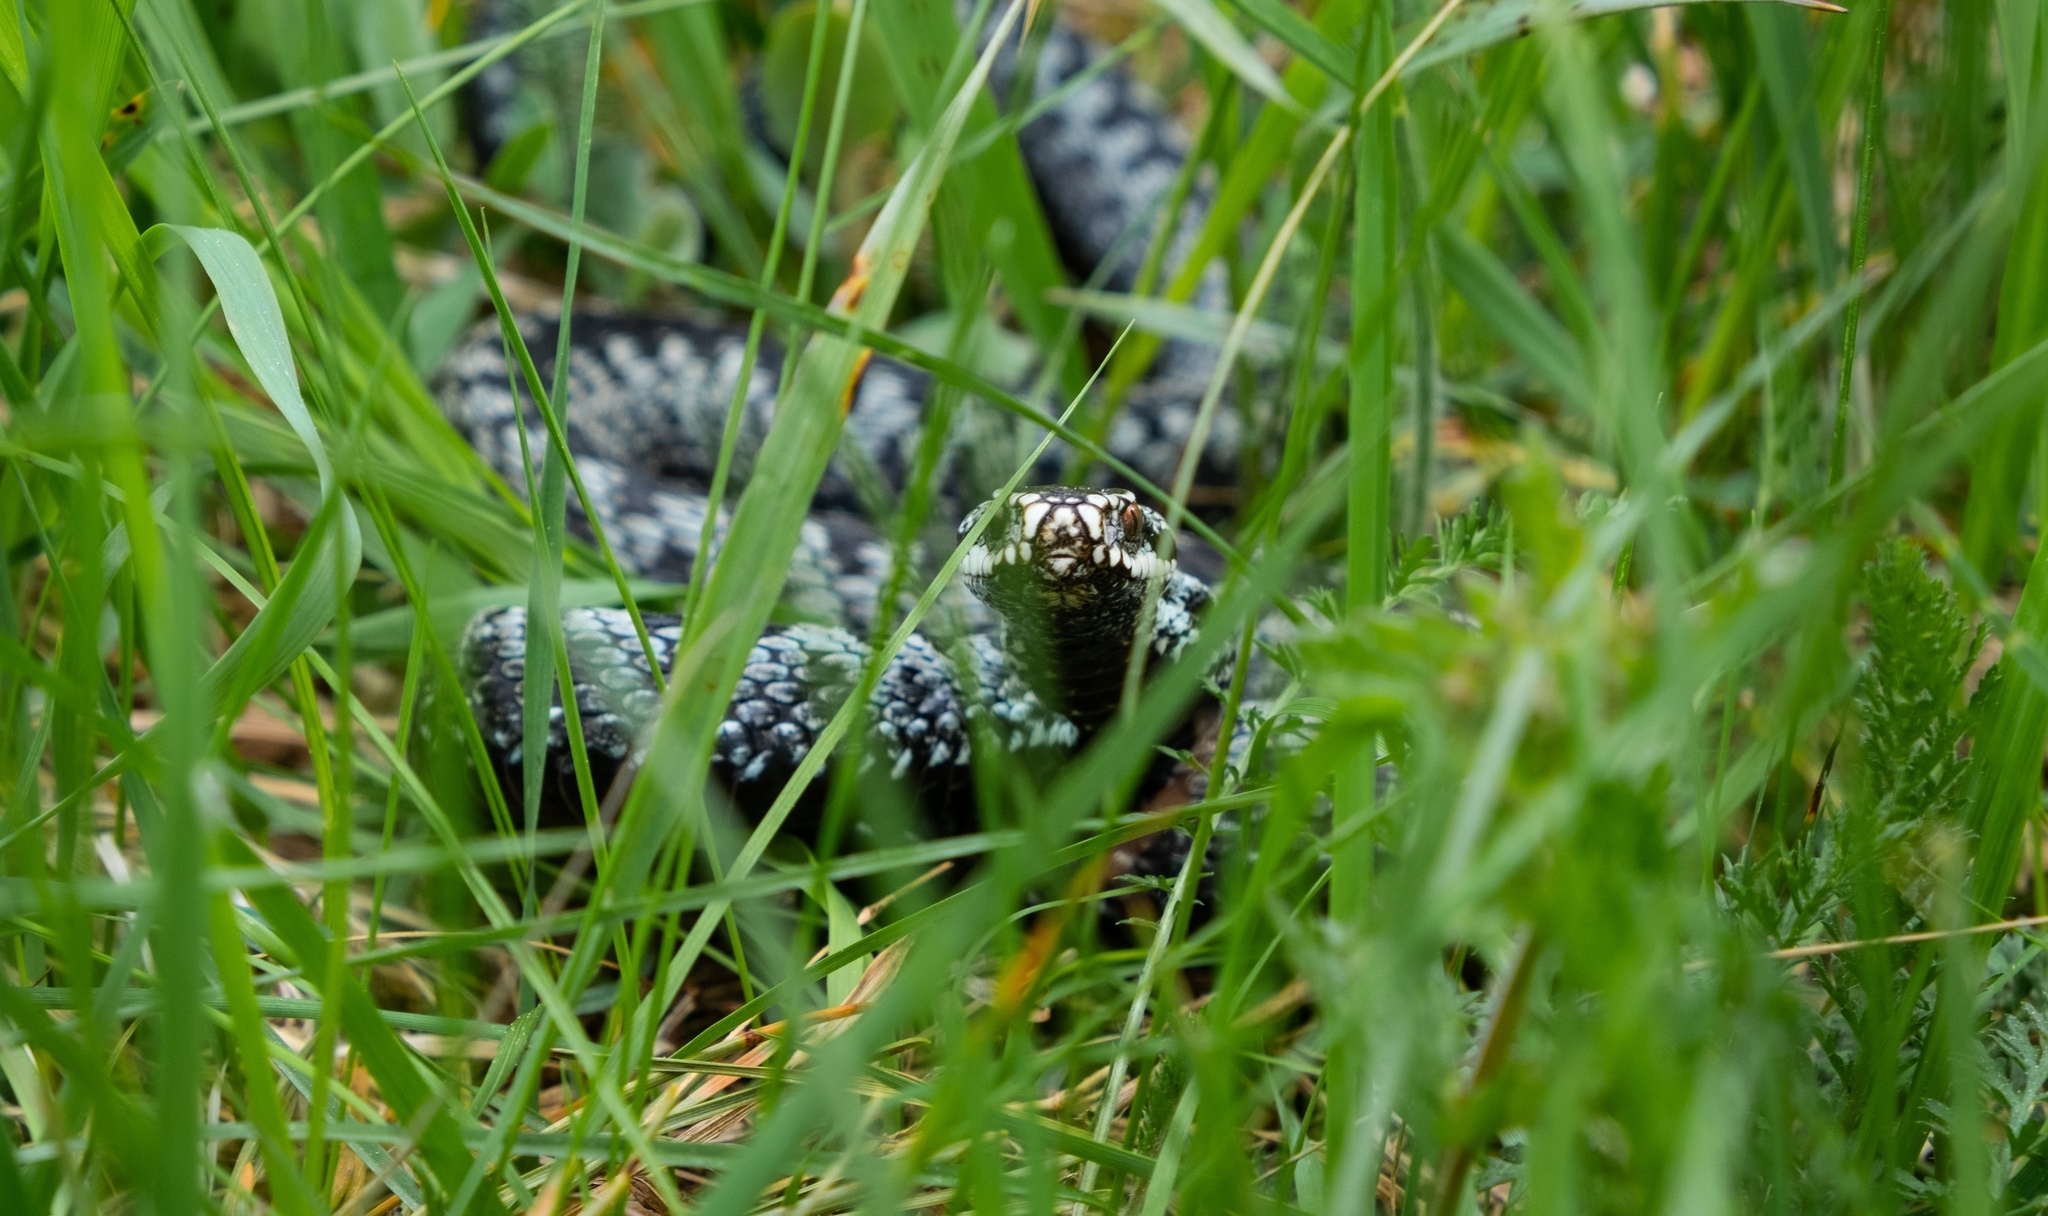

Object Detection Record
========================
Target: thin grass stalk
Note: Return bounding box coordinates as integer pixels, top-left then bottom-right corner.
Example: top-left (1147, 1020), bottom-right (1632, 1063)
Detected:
top-left (791, 0), bottom-right (875, 318)
top-left (1123, 81), bottom-right (1388, 714)
top-left (1325, 3), bottom-right (1402, 1204)
top-left (796, 267), bottom-right (994, 989)
top-left (306, 517), bottom-right (358, 1200)
top-left (681, 0), bottom-right (837, 636)
top-left (660, 0), bottom-right (846, 1025)
top-left (518, 0), bottom-right (615, 1014)
top-left (1939, 852), bottom-right (1992, 1216)
top-left (91, 84), bottom-right (219, 1216)
top-left (1242, 135), bottom-right (1354, 553)
top-left (633, 339), bottom-right (1110, 1050)
top-left (1828, 0), bottom-right (1893, 487)
top-left (1073, 843), bottom-right (1196, 1211)
top-left (305, 347), bottom-right (402, 1207)
top-left (1405, 201), bottom-right (1438, 536)
top-left (1070, 71), bottom-right (1232, 472)
top-left (1959, 15), bottom-right (2048, 572)
top-left (396, 66), bottom-right (667, 717)
top-left (1481, 128), bottom-right (1601, 351)
top-left (45, 14), bottom-right (234, 1203)
top-left (1331, 7), bottom-right (1402, 942)
top-left (367, 620), bottom-right (430, 951)
top-left (1662, 78), bottom-right (1761, 346)
top-left (351, 499), bottom-right (694, 1214)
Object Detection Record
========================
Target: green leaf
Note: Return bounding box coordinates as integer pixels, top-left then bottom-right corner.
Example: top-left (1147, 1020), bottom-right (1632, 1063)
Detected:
top-left (153, 225), bottom-right (363, 703)
top-left (640, 1), bottom-right (769, 275)
top-left (1217, 0), bottom-right (1351, 83)
top-left (822, 883), bottom-right (867, 1006)
top-left (870, 0), bottom-right (1080, 387)
top-left (278, 0), bottom-right (404, 318)
top-left (160, 229), bottom-right (327, 484)
top-left (1746, 6), bottom-right (1839, 284)
top-left (1435, 224), bottom-right (1591, 410)
top-left (1153, 0), bottom-right (1301, 115)
top-left (0, 0), bottom-right (26, 96)
top-left (1960, 10), bottom-right (2048, 573)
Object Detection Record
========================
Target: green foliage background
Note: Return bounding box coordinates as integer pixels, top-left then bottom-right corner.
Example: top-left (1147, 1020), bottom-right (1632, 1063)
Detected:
top-left (2, 0), bottom-right (2047, 1211)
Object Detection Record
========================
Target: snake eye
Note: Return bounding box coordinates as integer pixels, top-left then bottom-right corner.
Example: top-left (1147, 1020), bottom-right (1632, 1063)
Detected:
top-left (1121, 504), bottom-right (1144, 535)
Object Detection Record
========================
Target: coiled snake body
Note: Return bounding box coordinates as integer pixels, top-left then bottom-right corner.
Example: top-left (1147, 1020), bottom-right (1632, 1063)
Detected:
top-left (447, 8), bottom-right (1238, 862)
top-left (461, 489), bottom-right (1213, 839)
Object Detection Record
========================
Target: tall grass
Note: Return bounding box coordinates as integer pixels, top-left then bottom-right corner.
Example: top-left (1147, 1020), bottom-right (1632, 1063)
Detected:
top-left (3, 0), bottom-right (2046, 1211)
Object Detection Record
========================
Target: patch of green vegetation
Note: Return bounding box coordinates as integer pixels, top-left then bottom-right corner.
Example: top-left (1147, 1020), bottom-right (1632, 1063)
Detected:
top-left (4, 0), bottom-right (2048, 1211)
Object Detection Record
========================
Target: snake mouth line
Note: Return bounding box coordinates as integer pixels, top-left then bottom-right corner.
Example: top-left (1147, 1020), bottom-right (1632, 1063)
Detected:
top-left (960, 543), bottom-right (1168, 580)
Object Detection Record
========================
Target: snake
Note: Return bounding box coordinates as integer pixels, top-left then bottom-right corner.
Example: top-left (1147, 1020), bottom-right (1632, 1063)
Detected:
top-left (443, 2), bottom-right (1245, 881)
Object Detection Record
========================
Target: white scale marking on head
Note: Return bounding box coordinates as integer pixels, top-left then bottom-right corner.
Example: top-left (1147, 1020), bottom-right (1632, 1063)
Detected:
top-left (1077, 504), bottom-right (1104, 538)
top-left (1051, 505), bottom-right (1076, 532)
top-left (1021, 501), bottom-right (1051, 537)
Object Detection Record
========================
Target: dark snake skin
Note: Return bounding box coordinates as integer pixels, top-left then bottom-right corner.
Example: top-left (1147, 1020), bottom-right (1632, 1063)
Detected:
top-left (447, 3), bottom-right (1239, 887)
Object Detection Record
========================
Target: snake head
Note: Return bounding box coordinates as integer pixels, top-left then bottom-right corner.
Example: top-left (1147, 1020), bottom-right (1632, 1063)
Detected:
top-left (959, 487), bottom-right (1170, 608)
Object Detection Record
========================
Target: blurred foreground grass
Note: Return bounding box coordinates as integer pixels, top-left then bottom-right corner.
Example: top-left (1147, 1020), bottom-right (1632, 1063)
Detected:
top-left (6, 0), bottom-right (2048, 1211)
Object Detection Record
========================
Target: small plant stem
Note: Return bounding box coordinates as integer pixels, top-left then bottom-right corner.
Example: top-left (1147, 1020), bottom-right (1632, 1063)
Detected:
top-left (1432, 931), bottom-right (1541, 1213)
top-left (1706, 668), bottom-right (1737, 892)
top-left (1071, 829), bottom-right (1202, 1216)
top-left (2033, 817), bottom-right (2048, 921)
top-left (1330, 3), bottom-right (1400, 1191)
top-left (368, 620), bottom-right (429, 951)
top-left (1167, 615), bottom-right (1257, 953)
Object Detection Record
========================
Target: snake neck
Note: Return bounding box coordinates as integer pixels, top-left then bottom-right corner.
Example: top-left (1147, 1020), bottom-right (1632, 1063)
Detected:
top-left (993, 585), bottom-right (1162, 736)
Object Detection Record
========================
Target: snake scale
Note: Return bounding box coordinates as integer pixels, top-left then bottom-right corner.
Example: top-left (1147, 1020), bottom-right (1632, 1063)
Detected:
top-left (445, 4), bottom-right (1244, 878)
